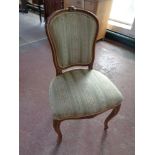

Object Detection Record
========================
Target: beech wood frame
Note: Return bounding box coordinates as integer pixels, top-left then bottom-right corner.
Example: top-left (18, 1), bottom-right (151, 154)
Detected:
top-left (46, 6), bottom-right (121, 144)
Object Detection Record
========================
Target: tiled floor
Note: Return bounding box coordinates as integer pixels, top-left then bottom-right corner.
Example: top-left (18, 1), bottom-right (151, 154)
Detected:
top-left (20, 12), bottom-right (135, 155)
top-left (19, 12), bottom-right (46, 46)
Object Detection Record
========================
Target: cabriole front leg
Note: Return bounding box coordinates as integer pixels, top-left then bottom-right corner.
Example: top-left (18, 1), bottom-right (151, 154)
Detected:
top-left (104, 104), bottom-right (121, 130)
top-left (53, 120), bottom-right (62, 144)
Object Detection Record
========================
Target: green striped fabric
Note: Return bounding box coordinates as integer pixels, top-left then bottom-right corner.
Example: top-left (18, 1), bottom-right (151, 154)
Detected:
top-left (49, 12), bottom-right (97, 68)
top-left (49, 69), bottom-right (123, 120)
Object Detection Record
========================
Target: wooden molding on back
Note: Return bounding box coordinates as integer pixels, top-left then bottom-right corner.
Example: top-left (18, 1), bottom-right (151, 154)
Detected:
top-left (46, 7), bottom-right (99, 75)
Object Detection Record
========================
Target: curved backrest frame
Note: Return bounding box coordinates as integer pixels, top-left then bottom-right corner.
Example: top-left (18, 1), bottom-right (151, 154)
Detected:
top-left (46, 6), bottom-right (99, 75)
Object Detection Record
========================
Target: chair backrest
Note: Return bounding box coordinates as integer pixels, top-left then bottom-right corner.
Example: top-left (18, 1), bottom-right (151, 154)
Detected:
top-left (46, 6), bottom-right (99, 75)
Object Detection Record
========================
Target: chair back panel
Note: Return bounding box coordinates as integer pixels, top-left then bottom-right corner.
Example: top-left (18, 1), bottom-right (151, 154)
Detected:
top-left (46, 8), bottom-right (99, 71)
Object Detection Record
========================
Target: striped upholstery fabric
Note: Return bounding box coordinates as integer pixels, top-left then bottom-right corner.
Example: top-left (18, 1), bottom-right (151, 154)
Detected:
top-left (49, 69), bottom-right (123, 120)
top-left (48, 12), bottom-right (97, 68)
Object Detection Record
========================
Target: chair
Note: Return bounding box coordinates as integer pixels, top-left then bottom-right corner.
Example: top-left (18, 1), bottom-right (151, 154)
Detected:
top-left (27, 0), bottom-right (44, 22)
top-left (46, 6), bottom-right (123, 144)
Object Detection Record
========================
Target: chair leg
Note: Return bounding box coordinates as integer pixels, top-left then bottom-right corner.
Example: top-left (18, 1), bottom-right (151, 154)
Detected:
top-left (38, 0), bottom-right (42, 23)
top-left (53, 120), bottom-right (62, 144)
top-left (104, 104), bottom-right (121, 130)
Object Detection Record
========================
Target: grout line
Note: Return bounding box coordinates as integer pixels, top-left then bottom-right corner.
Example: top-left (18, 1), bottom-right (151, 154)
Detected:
top-left (19, 37), bottom-right (47, 47)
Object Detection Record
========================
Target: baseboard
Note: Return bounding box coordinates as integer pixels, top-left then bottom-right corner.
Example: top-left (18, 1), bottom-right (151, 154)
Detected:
top-left (105, 29), bottom-right (135, 48)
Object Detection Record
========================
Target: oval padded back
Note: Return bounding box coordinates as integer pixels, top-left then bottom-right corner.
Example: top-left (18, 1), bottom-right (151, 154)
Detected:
top-left (47, 10), bottom-right (98, 68)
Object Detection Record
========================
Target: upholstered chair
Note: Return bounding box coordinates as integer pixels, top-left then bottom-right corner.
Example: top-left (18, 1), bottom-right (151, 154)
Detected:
top-left (46, 6), bottom-right (123, 144)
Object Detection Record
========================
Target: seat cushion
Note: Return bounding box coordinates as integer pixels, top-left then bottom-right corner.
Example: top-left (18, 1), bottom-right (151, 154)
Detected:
top-left (49, 69), bottom-right (123, 120)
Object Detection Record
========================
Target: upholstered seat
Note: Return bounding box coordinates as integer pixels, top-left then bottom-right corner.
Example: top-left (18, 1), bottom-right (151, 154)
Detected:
top-left (49, 69), bottom-right (123, 120)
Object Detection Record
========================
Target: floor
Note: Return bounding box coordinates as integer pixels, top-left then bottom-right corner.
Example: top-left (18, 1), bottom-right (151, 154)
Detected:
top-left (19, 12), bottom-right (46, 46)
top-left (19, 12), bottom-right (135, 155)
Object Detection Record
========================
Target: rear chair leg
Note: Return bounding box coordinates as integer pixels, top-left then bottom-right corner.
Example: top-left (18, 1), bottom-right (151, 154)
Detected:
top-left (104, 104), bottom-right (121, 130)
top-left (53, 120), bottom-right (62, 144)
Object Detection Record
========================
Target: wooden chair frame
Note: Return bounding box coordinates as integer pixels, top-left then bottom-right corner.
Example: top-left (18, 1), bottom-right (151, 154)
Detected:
top-left (46, 6), bottom-right (121, 144)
